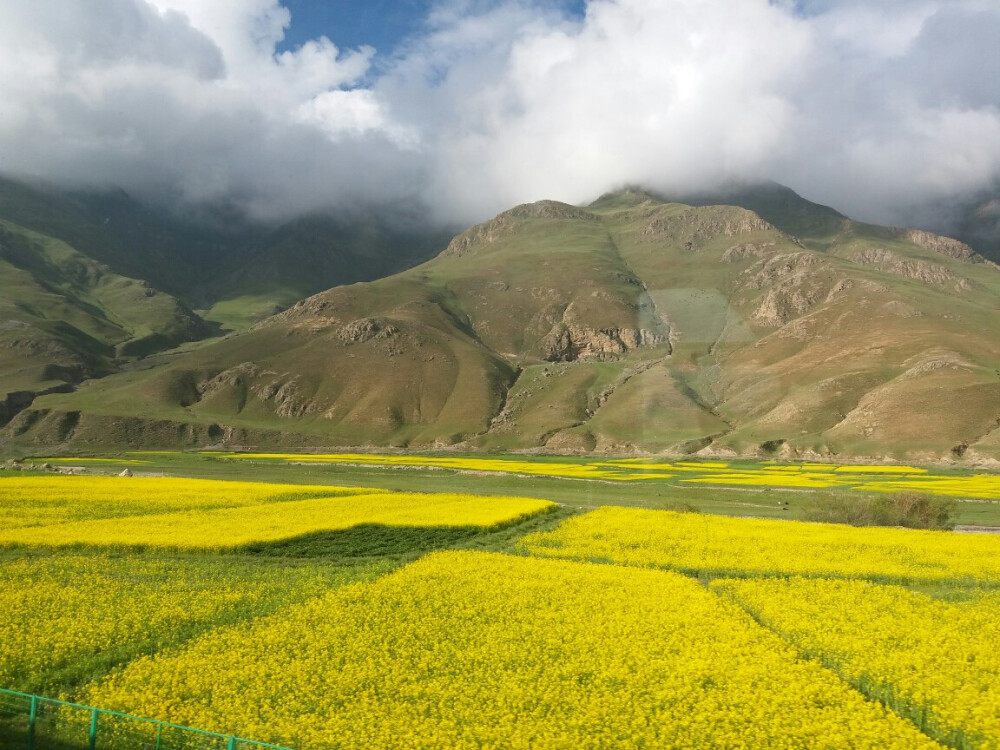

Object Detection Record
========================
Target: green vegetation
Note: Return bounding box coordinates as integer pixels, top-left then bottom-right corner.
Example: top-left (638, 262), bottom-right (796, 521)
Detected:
top-left (5, 184), bottom-right (998, 463)
top-left (800, 492), bottom-right (958, 530)
top-left (8, 451), bottom-right (1000, 526)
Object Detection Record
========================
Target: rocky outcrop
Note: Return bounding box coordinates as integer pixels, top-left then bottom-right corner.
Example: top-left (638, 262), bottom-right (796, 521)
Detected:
top-left (736, 252), bottom-right (838, 327)
top-left (338, 317), bottom-right (400, 344)
top-left (722, 242), bottom-right (777, 263)
top-left (641, 206), bottom-right (774, 247)
top-left (197, 363), bottom-right (261, 396)
top-left (541, 325), bottom-right (669, 362)
top-left (897, 352), bottom-right (974, 381)
top-left (899, 229), bottom-right (984, 263)
top-left (737, 252), bottom-right (828, 291)
top-left (251, 375), bottom-right (316, 419)
top-left (850, 248), bottom-right (974, 292)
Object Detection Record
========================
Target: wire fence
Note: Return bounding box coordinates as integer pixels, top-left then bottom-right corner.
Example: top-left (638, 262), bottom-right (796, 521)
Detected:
top-left (0, 689), bottom-right (292, 750)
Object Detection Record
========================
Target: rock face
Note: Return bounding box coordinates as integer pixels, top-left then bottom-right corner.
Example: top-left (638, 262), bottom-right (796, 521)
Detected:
top-left (338, 318), bottom-right (400, 344)
top-left (735, 252), bottom-right (839, 327)
top-left (850, 248), bottom-right (974, 292)
top-left (541, 325), bottom-right (669, 362)
top-left (900, 229), bottom-right (982, 263)
top-left (641, 206), bottom-right (774, 246)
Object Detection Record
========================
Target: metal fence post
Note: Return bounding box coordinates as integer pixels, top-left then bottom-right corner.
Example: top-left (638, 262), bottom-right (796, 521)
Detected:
top-left (0, 689), bottom-right (290, 750)
top-left (26, 695), bottom-right (37, 750)
top-left (88, 708), bottom-right (99, 750)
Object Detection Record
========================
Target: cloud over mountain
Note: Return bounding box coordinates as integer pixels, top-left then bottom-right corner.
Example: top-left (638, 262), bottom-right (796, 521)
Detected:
top-left (0, 0), bottom-right (998, 230)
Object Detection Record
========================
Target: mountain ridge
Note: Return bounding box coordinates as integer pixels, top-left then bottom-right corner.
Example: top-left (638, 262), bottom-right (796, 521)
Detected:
top-left (5, 184), bottom-right (999, 463)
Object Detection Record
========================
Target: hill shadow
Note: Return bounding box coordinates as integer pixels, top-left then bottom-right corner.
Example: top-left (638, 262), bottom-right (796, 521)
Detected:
top-left (237, 506), bottom-right (575, 559)
top-left (239, 524), bottom-right (491, 558)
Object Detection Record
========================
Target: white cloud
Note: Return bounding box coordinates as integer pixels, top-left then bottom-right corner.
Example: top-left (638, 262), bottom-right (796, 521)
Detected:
top-left (410, 0), bottom-right (812, 219)
top-left (0, 0), bottom-right (998, 234)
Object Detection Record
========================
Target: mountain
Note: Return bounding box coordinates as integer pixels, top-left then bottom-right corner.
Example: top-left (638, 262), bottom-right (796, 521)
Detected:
top-left (0, 176), bottom-right (448, 433)
top-left (956, 192), bottom-right (1000, 263)
top-left (7, 185), bottom-right (1000, 463)
top-left (0, 177), bottom-right (447, 330)
top-left (0, 217), bottom-right (211, 426)
top-left (198, 213), bottom-right (453, 331)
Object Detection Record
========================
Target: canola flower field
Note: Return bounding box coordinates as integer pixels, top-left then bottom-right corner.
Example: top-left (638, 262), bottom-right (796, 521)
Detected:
top-left (714, 577), bottom-right (1000, 748)
top-left (0, 476), bottom-right (378, 529)
top-left (519, 506), bottom-right (1000, 582)
top-left (3, 473), bottom-right (1000, 748)
top-left (0, 553), bottom-right (391, 695)
top-left (199, 450), bottom-right (1000, 499)
top-left (0, 476), bottom-right (555, 550)
top-left (0, 491), bottom-right (555, 551)
top-left (81, 551), bottom-right (938, 750)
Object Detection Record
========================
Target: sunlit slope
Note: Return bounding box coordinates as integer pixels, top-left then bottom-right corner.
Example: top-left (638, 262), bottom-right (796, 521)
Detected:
top-left (10, 187), bottom-right (1000, 459)
top-left (592, 190), bottom-right (1000, 458)
top-left (13, 276), bottom-right (517, 446)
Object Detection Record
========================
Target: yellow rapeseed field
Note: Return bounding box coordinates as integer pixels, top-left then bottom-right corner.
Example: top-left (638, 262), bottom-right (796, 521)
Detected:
top-left (0, 554), bottom-right (388, 693)
top-left (0, 493), bottom-right (555, 550)
top-left (201, 451), bottom-right (1000, 498)
top-left (859, 475), bottom-right (1000, 499)
top-left (206, 451), bottom-right (650, 480)
top-left (680, 471), bottom-right (848, 488)
top-left (82, 551), bottom-right (938, 750)
top-left (714, 577), bottom-right (1000, 747)
top-left (0, 476), bottom-right (377, 529)
top-left (520, 507), bottom-right (1000, 581)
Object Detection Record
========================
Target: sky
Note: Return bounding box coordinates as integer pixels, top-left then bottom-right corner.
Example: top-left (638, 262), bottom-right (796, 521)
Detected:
top-left (0, 0), bottom-right (998, 233)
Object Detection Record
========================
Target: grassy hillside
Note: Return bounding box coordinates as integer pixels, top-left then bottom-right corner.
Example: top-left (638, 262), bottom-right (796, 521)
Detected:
top-left (0, 177), bottom-right (447, 332)
top-left (6, 186), bottom-right (1000, 461)
top-left (201, 214), bottom-right (450, 330)
top-left (0, 218), bottom-right (211, 425)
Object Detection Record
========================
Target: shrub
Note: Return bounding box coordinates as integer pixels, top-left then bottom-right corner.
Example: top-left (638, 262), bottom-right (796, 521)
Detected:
top-left (800, 492), bottom-right (956, 530)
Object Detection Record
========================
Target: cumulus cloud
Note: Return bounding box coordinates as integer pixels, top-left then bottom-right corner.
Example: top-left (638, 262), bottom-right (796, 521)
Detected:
top-left (0, 0), bottom-right (998, 234)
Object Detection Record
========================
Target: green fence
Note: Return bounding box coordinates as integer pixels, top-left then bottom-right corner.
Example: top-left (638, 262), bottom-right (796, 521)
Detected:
top-left (0, 689), bottom-right (293, 750)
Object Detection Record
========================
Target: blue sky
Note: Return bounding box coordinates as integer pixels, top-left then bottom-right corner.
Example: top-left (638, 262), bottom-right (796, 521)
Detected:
top-left (278, 0), bottom-right (432, 54)
top-left (278, 0), bottom-right (587, 55)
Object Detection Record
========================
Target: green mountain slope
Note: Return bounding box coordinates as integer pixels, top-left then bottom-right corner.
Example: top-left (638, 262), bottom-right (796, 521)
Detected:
top-left (9, 187), bottom-right (1000, 462)
top-left (0, 177), bottom-right (446, 332)
top-left (0, 218), bottom-right (212, 427)
top-left (201, 214), bottom-right (451, 331)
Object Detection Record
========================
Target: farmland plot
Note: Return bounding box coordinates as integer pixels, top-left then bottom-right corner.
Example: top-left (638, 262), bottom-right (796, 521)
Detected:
top-left (81, 551), bottom-right (938, 750)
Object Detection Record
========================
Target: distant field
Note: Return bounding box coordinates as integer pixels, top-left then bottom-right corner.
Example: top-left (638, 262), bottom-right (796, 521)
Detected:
top-left (27, 449), bottom-right (1000, 525)
top-left (186, 451), bottom-right (1000, 499)
top-left (2, 467), bottom-right (999, 748)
